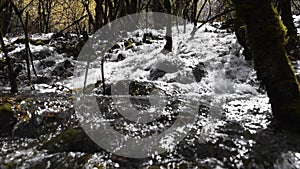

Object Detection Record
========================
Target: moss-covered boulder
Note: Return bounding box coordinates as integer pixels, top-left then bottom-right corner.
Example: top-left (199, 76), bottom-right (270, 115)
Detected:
top-left (124, 38), bottom-right (134, 50)
top-left (0, 102), bottom-right (16, 136)
top-left (41, 127), bottom-right (102, 153)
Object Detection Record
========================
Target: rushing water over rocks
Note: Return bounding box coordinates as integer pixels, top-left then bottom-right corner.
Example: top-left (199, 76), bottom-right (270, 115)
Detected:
top-left (1, 22), bottom-right (300, 168)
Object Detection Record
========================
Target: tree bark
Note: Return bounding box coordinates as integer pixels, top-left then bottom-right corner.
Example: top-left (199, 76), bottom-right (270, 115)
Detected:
top-left (232, 0), bottom-right (300, 127)
top-left (163, 0), bottom-right (172, 53)
top-left (0, 0), bottom-right (18, 93)
top-left (233, 17), bottom-right (252, 60)
top-left (279, 0), bottom-right (298, 52)
top-left (95, 0), bottom-right (105, 30)
top-left (0, 32), bottom-right (18, 94)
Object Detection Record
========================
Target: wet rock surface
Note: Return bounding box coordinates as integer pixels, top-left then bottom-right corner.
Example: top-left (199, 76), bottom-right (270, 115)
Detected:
top-left (192, 62), bottom-right (207, 82)
top-left (51, 59), bottom-right (74, 78)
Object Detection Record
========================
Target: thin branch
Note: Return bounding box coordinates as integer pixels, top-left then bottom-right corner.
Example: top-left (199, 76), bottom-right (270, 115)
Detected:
top-left (20, 0), bottom-right (35, 13)
top-left (197, 8), bottom-right (234, 29)
top-left (195, 0), bottom-right (208, 24)
top-left (56, 14), bottom-right (88, 35)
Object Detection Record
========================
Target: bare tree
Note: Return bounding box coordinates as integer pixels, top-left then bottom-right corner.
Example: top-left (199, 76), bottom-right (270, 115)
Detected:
top-left (0, 0), bottom-right (18, 93)
top-left (11, 0), bottom-right (37, 89)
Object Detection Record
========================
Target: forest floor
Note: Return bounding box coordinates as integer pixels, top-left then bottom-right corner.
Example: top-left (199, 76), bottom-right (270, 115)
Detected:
top-left (0, 16), bottom-right (300, 168)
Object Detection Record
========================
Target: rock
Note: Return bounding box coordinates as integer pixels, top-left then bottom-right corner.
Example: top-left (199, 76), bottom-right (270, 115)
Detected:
top-left (95, 83), bottom-right (112, 95)
top-left (220, 19), bottom-right (234, 30)
top-left (109, 80), bottom-right (162, 107)
top-left (192, 62), bottom-right (207, 82)
top-left (44, 60), bottom-right (56, 67)
top-left (11, 49), bottom-right (26, 60)
top-left (41, 127), bottom-right (102, 153)
top-left (51, 60), bottom-right (74, 78)
top-left (149, 69), bottom-right (167, 80)
top-left (38, 60), bottom-right (56, 70)
top-left (12, 38), bottom-right (49, 46)
top-left (108, 80), bottom-right (158, 95)
top-left (13, 107), bottom-right (74, 138)
top-left (117, 53), bottom-right (126, 61)
top-left (51, 33), bottom-right (83, 58)
top-left (12, 114), bottom-right (40, 138)
top-left (124, 38), bottom-right (134, 50)
top-left (32, 49), bottom-right (53, 60)
top-left (32, 76), bottom-right (52, 84)
top-left (143, 32), bottom-right (164, 43)
top-left (128, 80), bottom-right (158, 95)
top-left (0, 102), bottom-right (16, 136)
top-left (111, 44), bottom-right (121, 50)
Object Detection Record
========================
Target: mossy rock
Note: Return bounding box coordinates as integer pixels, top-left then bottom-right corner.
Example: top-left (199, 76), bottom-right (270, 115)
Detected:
top-left (30, 39), bottom-right (46, 46)
top-left (41, 127), bottom-right (102, 153)
top-left (0, 102), bottom-right (16, 136)
top-left (13, 38), bottom-right (49, 46)
top-left (124, 38), bottom-right (134, 50)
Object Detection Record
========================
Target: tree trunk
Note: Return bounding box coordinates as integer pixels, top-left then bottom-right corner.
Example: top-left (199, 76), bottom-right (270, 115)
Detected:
top-left (12, 2), bottom-right (35, 87)
top-left (192, 0), bottom-right (198, 26)
top-left (0, 0), bottom-right (18, 93)
top-left (279, 0), bottom-right (298, 52)
top-left (95, 0), bottom-right (104, 30)
top-left (233, 17), bottom-right (252, 60)
top-left (0, 0), bottom-right (12, 35)
top-left (232, 0), bottom-right (300, 127)
top-left (0, 32), bottom-right (18, 94)
top-left (163, 0), bottom-right (172, 53)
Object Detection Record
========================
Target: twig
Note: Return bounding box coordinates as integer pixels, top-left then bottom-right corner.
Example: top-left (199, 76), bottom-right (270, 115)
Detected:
top-left (197, 8), bottom-right (234, 29)
top-left (56, 14), bottom-right (88, 35)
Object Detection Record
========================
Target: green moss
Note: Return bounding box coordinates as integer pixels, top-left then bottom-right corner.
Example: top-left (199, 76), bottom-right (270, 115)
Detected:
top-left (93, 164), bottom-right (104, 169)
top-left (30, 39), bottom-right (45, 46)
top-left (0, 102), bottom-right (12, 112)
top-left (77, 154), bottom-right (93, 166)
top-left (0, 58), bottom-right (5, 63)
top-left (13, 38), bottom-right (47, 46)
top-left (124, 39), bottom-right (134, 50)
top-left (42, 127), bottom-right (101, 153)
top-left (95, 80), bottom-right (102, 88)
top-left (3, 161), bottom-right (17, 169)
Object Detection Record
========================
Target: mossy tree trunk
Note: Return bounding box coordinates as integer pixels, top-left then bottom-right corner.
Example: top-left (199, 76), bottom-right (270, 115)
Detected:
top-left (278, 0), bottom-right (298, 53)
top-left (232, 0), bottom-right (300, 126)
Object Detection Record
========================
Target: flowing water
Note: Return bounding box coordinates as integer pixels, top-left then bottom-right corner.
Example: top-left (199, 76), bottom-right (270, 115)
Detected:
top-left (1, 24), bottom-right (300, 169)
